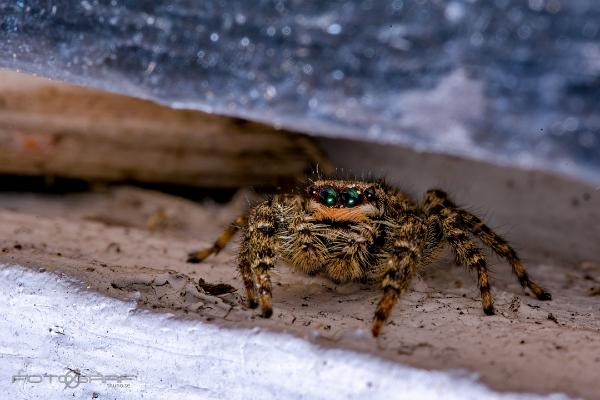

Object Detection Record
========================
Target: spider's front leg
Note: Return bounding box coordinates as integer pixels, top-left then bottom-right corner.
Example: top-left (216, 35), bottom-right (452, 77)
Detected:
top-left (372, 213), bottom-right (427, 337)
top-left (238, 201), bottom-right (279, 316)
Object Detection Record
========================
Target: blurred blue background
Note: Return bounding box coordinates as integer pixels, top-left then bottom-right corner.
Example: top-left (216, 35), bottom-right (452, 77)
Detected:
top-left (1, 0), bottom-right (599, 184)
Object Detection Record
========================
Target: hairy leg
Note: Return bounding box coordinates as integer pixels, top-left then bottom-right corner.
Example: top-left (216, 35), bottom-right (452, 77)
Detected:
top-left (372, 213), bottom-right (426, 337)
top-left (425, 189), bottom-right (551, 301)
top-left (239, 201), bottom-right (279, 317)
top-left (423, 191), bottom-right (495, 314)
top-left (458, 210), bottom-right (551, 300)
top-left (237, 246), bottom-right (259, 309)
top-left (187, 214), bottom-right (248, 263)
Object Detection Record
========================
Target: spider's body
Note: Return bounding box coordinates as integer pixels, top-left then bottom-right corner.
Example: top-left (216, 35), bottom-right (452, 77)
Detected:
top-left (188, 178), bottom-right (551, 336)
top-left (276, 181), bottom-right (392, 284)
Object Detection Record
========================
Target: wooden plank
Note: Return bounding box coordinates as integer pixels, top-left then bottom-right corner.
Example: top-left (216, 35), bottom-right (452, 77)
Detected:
top-left (0, 70), bottom-right (330, 187)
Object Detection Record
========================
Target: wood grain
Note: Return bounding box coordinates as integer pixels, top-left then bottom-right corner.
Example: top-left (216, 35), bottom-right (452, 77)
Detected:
top-left (0, 69), bottom-right (330, 187)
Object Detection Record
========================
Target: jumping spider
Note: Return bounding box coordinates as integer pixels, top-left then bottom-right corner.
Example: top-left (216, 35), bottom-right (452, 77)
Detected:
top-left (188, 179), bottom-right (551, 336)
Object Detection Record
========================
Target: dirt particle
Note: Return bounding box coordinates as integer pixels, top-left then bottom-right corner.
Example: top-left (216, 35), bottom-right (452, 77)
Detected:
top-left (547, 313), bottom-right (558, 324)
top-left (571, 197), bottom-right (580, 207)
top-left (397, 342), bottom-right (433, 355)
top-left (509, 296), bottom-right (521, 313)
top-left (197, 278), bottom-right (236, 296)
top-left (13, 244), bottom-right (22, 250)
top-left (589, 287), bottom-right (600, 296)
top-left (106, 242), bottom-right (121, 253)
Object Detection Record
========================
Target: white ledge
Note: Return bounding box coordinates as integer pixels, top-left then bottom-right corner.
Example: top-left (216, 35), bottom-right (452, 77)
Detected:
top-left (0, 264), bottom-right (568, 400)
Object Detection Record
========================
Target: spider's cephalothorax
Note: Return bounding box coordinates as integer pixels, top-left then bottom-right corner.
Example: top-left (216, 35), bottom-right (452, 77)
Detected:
top-left (188, 179), bottom-right (551, 337)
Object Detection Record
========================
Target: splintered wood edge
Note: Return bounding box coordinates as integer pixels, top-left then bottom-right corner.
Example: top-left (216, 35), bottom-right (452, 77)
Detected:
top-left (0, 69), bottom-right (333, 187)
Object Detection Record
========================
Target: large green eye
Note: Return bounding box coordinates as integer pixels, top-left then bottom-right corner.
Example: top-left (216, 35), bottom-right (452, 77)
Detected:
top-left (341, 188), bottom-right (361, 207)
top-left (319, 186), bottom-right (338, 206)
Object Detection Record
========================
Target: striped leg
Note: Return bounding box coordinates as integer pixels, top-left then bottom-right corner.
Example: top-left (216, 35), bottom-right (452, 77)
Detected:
top-left (457, 210), bottom-right (551, 300)
top-left (444, 210), bottom-right (495, 314)
top-left (425, 189), bottom-right (551, 301)
top-left (239, 202), bottom-right (278, 317)
top-left (187, 214), bottom-right (248, 263)
top-left (237, 248), bottom-right (259, 309)
top-left (424, 191), bottom-right (495, 315)
top-left (372, 214), bottom-right (426, 337)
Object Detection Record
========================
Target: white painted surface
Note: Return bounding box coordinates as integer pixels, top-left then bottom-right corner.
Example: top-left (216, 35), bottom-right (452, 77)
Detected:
top-left (0, 264), bottom-right (569, 400)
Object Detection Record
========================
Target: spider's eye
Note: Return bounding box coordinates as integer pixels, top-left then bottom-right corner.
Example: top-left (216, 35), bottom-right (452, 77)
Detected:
top-left (307, 185), bottom-right (317, 196)
top-left (319, 186), bottom-right (338, 206)
top-left (340, 188), bottom-right (361, 207)
top-left (364, 187), bottom-right (376, 201)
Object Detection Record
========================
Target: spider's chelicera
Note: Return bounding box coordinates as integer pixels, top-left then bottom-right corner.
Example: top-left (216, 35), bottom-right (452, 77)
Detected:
top-left (188, 178), bottom-right (551, 337)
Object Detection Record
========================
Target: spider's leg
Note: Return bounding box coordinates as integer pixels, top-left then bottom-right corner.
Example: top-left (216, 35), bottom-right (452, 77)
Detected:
top-left (187, 214), bottom-right (249, 263)
top-left (459, 210), bottom-right (551, 300)
top-left (372, 213), bottom-right (426, 337)
top-left (425, 189), bottom-right (551, 301)
top-left (239, 201), bottom-right (279, 316)
top-left (423, 191), bottom-right (495, 315)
